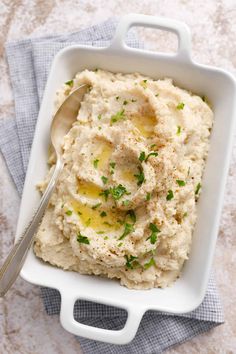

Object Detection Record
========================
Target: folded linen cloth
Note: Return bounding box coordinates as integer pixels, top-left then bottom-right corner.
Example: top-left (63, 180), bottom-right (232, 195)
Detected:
top-left (0, 18), bottom-right (224, 354)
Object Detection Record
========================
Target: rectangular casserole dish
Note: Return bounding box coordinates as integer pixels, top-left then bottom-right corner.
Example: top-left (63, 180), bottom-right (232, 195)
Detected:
top-left (16, 14), bottom-right (236, 344)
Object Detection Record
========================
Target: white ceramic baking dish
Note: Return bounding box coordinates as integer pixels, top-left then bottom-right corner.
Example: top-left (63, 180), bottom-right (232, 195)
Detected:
top-left (16, 14), bottom-right (236, 344)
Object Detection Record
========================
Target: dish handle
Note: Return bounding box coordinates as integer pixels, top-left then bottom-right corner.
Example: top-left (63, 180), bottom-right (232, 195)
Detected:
top-left (60, 291), bottom-right (144, 344)
top-left (110, 13), bottom-right (191, 62)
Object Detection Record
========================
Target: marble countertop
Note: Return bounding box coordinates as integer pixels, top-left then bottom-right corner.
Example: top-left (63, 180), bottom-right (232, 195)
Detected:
top-left (1, 0), bottom-right (236, 353)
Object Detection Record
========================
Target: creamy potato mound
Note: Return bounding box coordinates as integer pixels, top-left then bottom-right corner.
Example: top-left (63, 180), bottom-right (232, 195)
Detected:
top-left (34, 69), bottom-right (213, 289)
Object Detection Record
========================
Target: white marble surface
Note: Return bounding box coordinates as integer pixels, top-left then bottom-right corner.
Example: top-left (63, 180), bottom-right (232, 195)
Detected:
top-left (1, 0), bottom-right (236, 353)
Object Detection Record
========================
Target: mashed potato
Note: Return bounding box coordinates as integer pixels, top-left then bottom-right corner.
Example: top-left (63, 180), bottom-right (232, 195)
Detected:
top-left (34, 69), bottom-right (213, 289)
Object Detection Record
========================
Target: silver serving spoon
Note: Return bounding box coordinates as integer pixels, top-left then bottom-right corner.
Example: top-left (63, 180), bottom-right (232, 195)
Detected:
top-left (0, 84), bottom-right (88, 297)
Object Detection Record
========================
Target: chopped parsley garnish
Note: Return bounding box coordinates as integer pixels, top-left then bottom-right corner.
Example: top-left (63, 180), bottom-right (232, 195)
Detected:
top-left (93, 159), bottom-right (99, 168)
top-left (100, 185), bottom-right (130, 202)
top-left (150, 143), bottom-right (157, 149)
top-left (140, 79), bottom-right (148, 89)
top-left (61, 203), bottom-right (65, 208)
top-left (144, 257), bottom-right (156, 269)
top-left (77, 233), bottom-right (90, 244)
top-left (149, 223), bottom-right (160, 233)
top-left (195, 183), bottom-right (201, 195)
top-left (122, 200), bottom-right (130, 206)
top-left (126, 210), bottom-right (136, 223)
top-left (134, 167), bottom-right (145, 186)
top-left (176, 102), bottom-right (185, 110)
top-left (97, 231), bottom-right (105, 234)
top-left (77, 211), bottom-right (82, 215)
top-left (99, 189), bottom-right (110, 201)
top-left (110, 184), bottom-right (128, 200)
top-left (65, 80), bottom-right (73, 87)
top-left (110, 162), bottom-right (116, 169)
top-left (149, 233), bottom-right (158, 244)
top-left (145, 152), bottom-right (158, 161)
top-left (111, 109), bottom-right (125, 123)
top-left (94, 68), bottom-right (98, 72)
top-left (138, 151), bottom-right (158, 162)
top-left (131, 99), bottom-right (137, 102)
top-left (115, 96), bottom-right (120, 100)
top-left (92, 203), bottom-right (102, 210)
top-left (155, 93), bottom-right (159, 97)
top-left (100, 211), bottom-right (107, 217)
top-left (139, 151), bottom-right (146, 162)
top-left (101, 176), bottom-right (108, 184)
top-left (109, 161), bottom-right (116, 174)
top-left (176, 180), bottom-right (186, 186)
top-left (147, 223), bottom-right (160, 244)
top-left (118, 242), bottom-right (123, 247)
top-left (119, 223), bottom-right (134, 240)
top-left (183, 212), bottom-right (188, 217)
top-left (98, 114), bottom-right (102, 120)
top-left (146, 192), bottom-right (151, 201)
top-left (123, 100), bottom-right (128, 105)
top-left (166, 190), bottom-right (174, 201)
top-left (125, 255), bottom-right (138, 269)
top-left (104, 236), bottom-right (109, 240)
top-left (65, 210), bottom-right (72, 216)
top-left (177, 126), bottom-right (181, 135)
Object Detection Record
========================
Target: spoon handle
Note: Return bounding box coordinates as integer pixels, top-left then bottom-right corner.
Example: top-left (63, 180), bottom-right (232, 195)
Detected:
top-left (0, 160), bottom-right (63, 297)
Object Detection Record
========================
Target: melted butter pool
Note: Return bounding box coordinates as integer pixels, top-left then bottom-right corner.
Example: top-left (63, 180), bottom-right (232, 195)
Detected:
top-left (71, 200), bottom-right (124, 233)
top-left (131, 115), bottom-right (156, 138)
top-left (119, 169), bottom-right (137, 185)
top-left (91, 141), bottom-right (113, 170)
top-left (77, 181), bottom-right (102, 199)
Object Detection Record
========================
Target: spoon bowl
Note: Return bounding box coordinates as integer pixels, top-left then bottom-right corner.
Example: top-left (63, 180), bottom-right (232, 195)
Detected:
top-left (51, 84), bottom-right (88, 156)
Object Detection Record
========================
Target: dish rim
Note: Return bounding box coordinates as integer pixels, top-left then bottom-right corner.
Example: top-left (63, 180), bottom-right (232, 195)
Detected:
top-left (16, 14), bottom-right (236, 344)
